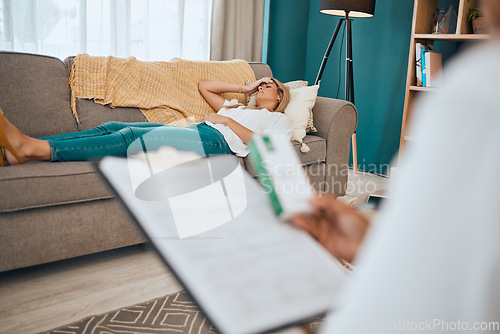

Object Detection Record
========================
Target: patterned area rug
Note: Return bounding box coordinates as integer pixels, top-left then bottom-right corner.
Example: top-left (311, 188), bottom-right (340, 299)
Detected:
top-left (43, 289), bottom-right (323, 334)
top-left (42, 290), bottom-right (217, 334)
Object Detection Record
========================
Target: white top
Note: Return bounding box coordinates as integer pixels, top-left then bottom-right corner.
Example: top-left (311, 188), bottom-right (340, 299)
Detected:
top-left (204, 99), bottom-right (293, 157)
top-left (323, 41), bottom-right (500, 333)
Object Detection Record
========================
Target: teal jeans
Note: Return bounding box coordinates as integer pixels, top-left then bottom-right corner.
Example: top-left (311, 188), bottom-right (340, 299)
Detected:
top-left (39, 122), bottom-right (232, 162)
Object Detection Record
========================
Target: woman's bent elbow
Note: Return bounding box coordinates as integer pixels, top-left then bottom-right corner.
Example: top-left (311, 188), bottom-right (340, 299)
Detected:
top-left (198, 81), bottom-right (207, 91)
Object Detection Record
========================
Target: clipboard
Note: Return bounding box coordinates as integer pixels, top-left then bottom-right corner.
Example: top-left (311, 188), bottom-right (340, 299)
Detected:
top-left (96, 153), bottom-right (347, 334)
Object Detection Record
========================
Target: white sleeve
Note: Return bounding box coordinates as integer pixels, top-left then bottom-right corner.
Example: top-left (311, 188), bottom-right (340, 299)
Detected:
top-left (223, 99), bottom-right (242, 107)
top-left (322, 43), bottom-right (500, 334)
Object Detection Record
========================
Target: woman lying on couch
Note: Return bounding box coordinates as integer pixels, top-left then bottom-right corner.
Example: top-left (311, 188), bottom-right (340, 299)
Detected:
top-left (0, 77), bottom-right (291, 166)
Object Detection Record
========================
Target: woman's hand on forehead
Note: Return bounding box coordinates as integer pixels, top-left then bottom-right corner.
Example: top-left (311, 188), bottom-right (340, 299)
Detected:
top-left (243, 77), bottom-right (274, 94)
top-left (259, 77), bottom-right (274, 84)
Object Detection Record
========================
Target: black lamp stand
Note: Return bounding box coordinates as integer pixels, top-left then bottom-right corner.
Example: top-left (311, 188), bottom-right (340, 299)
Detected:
top-left (315, 11), bottom-right (358, 174)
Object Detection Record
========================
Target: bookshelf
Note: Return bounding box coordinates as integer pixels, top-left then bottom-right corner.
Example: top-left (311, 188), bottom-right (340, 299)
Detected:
top-left (398, 0), bottom-right (489, 158)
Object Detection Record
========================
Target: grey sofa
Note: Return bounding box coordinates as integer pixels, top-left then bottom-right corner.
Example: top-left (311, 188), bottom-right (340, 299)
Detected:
top-left (0, 51), bottom-right (357, 272)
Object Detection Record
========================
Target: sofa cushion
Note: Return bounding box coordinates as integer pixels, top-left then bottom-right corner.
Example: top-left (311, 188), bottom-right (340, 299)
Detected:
top-left (0, 162), bottom-right (112, 213)
top-left (243, 134), bottom-right (326, 177)
top-left (75, 99), bottom-right (147, 131)
top-left (294, 135), bottom-right (327, 165)
top-left (0, 52), bottom-right (77, 137)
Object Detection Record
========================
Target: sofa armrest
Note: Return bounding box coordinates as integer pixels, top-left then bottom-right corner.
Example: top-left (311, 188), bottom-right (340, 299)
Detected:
top-left (312, 96), bottom-right (358, 195)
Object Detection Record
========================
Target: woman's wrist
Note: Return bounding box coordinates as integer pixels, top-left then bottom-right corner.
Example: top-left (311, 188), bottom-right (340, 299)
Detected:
top-left (240, 84), bottom-right (253, 95)
top-left (221, 115), bottom-right (231, 126)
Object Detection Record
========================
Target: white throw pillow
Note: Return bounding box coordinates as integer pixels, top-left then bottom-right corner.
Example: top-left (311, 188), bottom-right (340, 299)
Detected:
top-left (281, 80), bottom-right (318, 134)
top-left (284, 85), bottom-right (319, 152)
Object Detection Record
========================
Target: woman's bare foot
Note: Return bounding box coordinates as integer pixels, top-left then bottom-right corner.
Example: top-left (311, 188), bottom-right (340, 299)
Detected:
top-left (1, 116), bottom-right (51, 164)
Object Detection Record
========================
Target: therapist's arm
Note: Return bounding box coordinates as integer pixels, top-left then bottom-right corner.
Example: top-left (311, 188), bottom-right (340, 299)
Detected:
top-left (290, 194), bottom-right (370, 263)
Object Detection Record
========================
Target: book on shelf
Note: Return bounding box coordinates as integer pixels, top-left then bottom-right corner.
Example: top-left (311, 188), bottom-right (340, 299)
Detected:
top-left (424, 51), bottom-right (443, 87)
top-left (415, 43), bottom-right (434, 87)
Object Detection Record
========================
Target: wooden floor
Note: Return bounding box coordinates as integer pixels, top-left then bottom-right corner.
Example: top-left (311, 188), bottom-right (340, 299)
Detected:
top-left (0, 170), bottom-right (388, 334)
top-left (0, 245), bottom-right (183, 334)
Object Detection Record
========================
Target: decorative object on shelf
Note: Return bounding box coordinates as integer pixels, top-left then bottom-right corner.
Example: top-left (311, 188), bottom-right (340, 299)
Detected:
top-left (469, 7), bottom-right (487, 34)
top-left (433, 4), bottom-right (457, 34)
top-left (315, 0), bottom-right (376, 174)
top-left (468, 7), bottom-right (480, 20)
top-left (433, 8), bottom-right (447, 32)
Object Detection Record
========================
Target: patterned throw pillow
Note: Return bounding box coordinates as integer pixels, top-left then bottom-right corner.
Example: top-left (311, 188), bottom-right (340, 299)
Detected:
top-left (245, 79), bottom-right (253, 105)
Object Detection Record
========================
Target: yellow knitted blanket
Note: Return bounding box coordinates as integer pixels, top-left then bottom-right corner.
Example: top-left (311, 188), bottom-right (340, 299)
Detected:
top-left (69, 54), bottom-right (256, 126)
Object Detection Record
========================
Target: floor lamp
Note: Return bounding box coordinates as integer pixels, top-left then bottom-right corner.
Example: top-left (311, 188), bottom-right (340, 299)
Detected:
top-left (315, 0), bottom-right (376, 174)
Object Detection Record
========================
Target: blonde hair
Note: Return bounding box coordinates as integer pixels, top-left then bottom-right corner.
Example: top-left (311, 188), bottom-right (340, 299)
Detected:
top-left (272, 78), bottom-right (290, 113)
